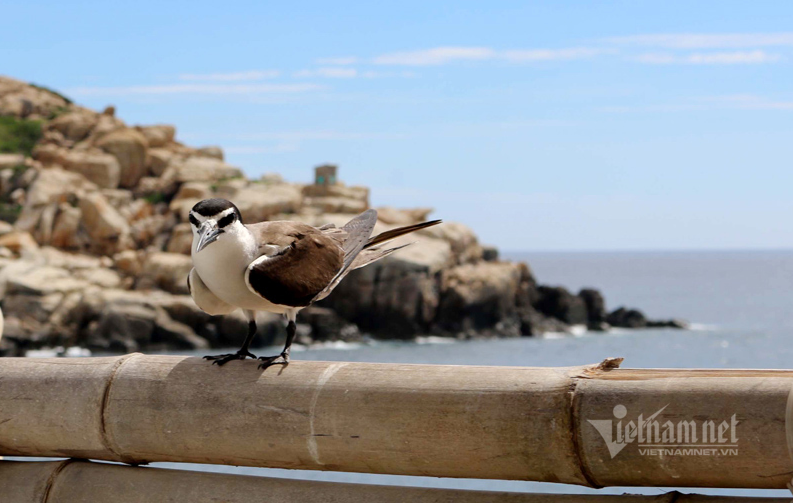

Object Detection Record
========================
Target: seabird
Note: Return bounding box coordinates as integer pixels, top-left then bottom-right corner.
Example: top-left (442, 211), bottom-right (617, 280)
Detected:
top-left (187, 198), bottom-right (441, 368)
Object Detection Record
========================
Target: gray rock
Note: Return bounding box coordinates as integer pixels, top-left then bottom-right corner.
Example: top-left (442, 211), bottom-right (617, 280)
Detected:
top-left (579, 288), bottom-right (607, 324)
top-left (152, 309), bottom-right (209, 350)
top-left (534, 286), bottom-right (589, 325)
top-left (606, 307), bottom-right (647, 328)
top-left (137, 252), bottom-right (192, 294)
top-left (95, 128), bottom-right (149, 188)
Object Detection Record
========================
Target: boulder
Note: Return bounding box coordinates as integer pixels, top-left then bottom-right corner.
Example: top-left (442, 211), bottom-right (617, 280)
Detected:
top-left (152, 309), bottom-right (209, 350)
top-left (113, 250), bottom-right (143, 276)
top-left (23, 167), bottom-right (97, 207)
top-left (79, 192), bottom-right (131, 254)
top-left (102, 189), bottom-right (135, 210)
top-left (306, 196), bottom-right (367, 214)
top-left (168, 181), bottom-right (212, 219)
top-left (435, 262), bottom-right (525, 336)
top-left (172, 156), bottom-right (242, 183)
top-left (376, 206), bottom-right (433, 226)
top-left (138, 125), bottom-right (175, 148)
top-left (5, 265), bottom-right (89, 295)
top-left (299, 306), bottom-right (362, 343)
top-left (303, 183), bottom-right (369, 214)
top-left (646, 318), bottom-right (689, 329)
top-left (147, 148), bottom-right (174, 176)
top-left (0, 76), bottom-right (70, 119)
top-left (518, 306), bottom-right (571, 336)
top-left (0, 221), bottom-right (13, 236)
top-left (95, 128), bottom-right (149, 188)
top-left (196, 146), bottom-right (223, 160)
top-left (137, 252), bottom-right (192, 294)
top-left (230, 184), bottom-right (303, 222)
top-left (0, 153), bottom-right (25, 170)
top-left (482, 246), bottom-right (499, 262)
top-left (534, 286), bottom-right (589, 325)
top-left (319, 236), bottom-right (452, 337)
top-left (130, 213), bottom-right (176, 249)
top-left (420, 221), bottom-right (482, 264)
top-left (0, 231), bottom-right (39, 254)
top-left (50, 204), bottom-right (83, 249)
top-left (58, 149), bottom-right (121, 188)
top-left (606, 307), bottom-right (647, 328)
top-left (148, 293), bottom-right (213, 336)
top-left (302, 182), bottom-right (368, 203)
top-left (48, 111), bottom-right (98, 142)
top-left (166, 223), bottom-right (193, 255)
top-left (94, 303), bottom-right (157, 352)
top-left (579, 288), bottom-right (607, 324)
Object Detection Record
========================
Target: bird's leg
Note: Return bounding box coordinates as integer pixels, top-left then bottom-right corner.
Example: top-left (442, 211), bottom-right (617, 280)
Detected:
top-left (204, 310), bottom-right (258, 365)
top-left (258, 319), bottom-right (296, 369)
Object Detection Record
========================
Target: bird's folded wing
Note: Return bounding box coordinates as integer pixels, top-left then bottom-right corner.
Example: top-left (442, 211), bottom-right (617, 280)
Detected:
top-left (188, 268), bottom-right (238, 316)
top-left (244, 222), bottom-right (345, 307)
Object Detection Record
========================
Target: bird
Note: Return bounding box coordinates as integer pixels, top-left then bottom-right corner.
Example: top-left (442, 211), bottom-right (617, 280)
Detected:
top-left (187, 198), bottom-right (441, 368)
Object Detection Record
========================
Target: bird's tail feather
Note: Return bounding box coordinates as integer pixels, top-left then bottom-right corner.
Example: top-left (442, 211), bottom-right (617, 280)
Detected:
top-left (365, 219), bottom-right (442, 249)
top-left (351, 242), bottom-right (413, 270)
top-left (311, 216), bottom-right (441, 303)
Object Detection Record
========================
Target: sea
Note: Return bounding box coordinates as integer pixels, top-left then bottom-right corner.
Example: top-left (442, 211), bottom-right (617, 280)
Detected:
top-left (16, 250), bottom-right (793, 497)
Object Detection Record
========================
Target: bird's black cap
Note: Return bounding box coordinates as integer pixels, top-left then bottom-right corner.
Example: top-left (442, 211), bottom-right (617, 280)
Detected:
top-left (191, 198), bottom-right (242, 221)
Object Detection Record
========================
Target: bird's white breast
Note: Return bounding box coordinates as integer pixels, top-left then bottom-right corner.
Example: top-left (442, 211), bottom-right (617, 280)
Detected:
top-left (191, 227), bottom-right (288, 313)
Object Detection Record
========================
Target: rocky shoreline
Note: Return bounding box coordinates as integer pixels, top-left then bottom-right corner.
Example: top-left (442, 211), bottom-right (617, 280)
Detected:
top-left (0, 76), bottom-right (685, 356)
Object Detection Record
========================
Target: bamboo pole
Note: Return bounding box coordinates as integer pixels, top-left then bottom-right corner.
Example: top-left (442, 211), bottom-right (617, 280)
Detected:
top-left (2, 460), bottom-right (789, 503)
top-left (0, 355), bottom-right (792, 488)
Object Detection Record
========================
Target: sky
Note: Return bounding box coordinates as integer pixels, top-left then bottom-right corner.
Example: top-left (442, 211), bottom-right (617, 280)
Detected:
top-left (2, 1), bottom-right (793, 251)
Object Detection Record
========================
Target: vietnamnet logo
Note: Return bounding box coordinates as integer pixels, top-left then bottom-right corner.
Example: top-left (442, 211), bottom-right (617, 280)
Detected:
top-left (587, 404), bottom-right (739, 458)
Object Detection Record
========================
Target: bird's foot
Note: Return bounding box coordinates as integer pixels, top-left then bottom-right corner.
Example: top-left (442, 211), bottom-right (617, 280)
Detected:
top-left (203, 349), bottom-right (257, 366)
top-left (258, 352), bottom-right (289, 369)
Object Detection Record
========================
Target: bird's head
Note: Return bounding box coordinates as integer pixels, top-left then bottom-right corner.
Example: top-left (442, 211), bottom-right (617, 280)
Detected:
top-left (189, 198), bottom-right (244, 253)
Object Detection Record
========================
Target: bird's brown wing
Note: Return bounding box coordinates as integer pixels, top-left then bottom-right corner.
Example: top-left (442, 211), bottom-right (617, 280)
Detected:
top-left (244, 221), bottom-right (344, 307)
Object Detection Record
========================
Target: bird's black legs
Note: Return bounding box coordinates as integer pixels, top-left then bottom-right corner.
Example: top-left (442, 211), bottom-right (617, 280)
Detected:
top-left (204, 310), bottom-right (258, 365)
top-left (258, 320), bottom-right (295, 369)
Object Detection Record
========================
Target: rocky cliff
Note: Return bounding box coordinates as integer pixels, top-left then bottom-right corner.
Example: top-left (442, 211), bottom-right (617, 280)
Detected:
top-left (0, 76), bottom-right (685, 356)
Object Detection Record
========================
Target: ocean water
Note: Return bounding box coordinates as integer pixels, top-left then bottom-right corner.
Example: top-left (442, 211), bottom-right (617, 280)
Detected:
top-left (17, 251), bottom-right (793, 497)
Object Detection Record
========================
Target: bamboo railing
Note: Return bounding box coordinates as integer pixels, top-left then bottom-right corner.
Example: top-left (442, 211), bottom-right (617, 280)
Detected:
top-left (1, 355), bottom-right (793, 491)
top-left (2, 460), bottom-right (790, 503)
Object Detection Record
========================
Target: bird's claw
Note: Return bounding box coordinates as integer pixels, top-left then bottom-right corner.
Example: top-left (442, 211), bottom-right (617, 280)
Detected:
top-left (258, 353), bottom-right (289, 369)
top-left (203, 350), bottom-right (257, 366)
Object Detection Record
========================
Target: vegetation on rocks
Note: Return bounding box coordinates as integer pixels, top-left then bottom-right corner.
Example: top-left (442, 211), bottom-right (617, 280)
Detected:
top-left (0, 76), bottom-right (686, 356)
top-left (0, 116), bottom-right (42, 156)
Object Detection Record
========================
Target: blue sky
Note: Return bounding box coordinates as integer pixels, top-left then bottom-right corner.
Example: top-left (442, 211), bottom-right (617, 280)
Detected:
top-left (2, 1), bottom-right (793, 251)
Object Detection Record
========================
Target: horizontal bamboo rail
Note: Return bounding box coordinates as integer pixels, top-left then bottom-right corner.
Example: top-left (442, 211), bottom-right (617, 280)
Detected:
top-left (5, 460), bottom-right (790, 503)
top-left (0, 355), bottom-right (792, 489)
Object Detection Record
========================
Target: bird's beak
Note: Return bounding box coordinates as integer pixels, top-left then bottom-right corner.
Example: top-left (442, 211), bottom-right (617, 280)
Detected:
top-left (196, 221), bottom-right (221, 253)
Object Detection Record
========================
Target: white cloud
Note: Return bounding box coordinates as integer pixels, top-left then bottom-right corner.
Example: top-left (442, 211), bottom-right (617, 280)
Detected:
top-left (315, 57), bottom-right (358, 65)
top-left (501, 47), bottom-right (606, 61)
top-left (224, 144), bottom-right (299, 154)
top-left (294, 67), bottom-right (358, 78)
top-left (608, 33), bottom-right (793, 49)
top-left (360, 70), bottom-right (417, 79)
top-left (373, 47), bottom-right (496, 65)
top-left (178, 70), bottom-right (280, 81)
top-left (231, 130), bottom-right (407, 141)
top-left (67, 83), bottom-right (323, 96)
top-left (703, 95), bottom-right (793, 110)
top-left (600, 95), bottom-right (793, 113)
top-left (635, 50), bottom-right (780, 65)
top-left (372, 46), bottom-right (605, 66)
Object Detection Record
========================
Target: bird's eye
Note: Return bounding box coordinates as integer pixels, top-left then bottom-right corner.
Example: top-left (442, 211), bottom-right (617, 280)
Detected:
top-left (189, 214), bottom-right (199, 227)
top-left (217, 213), bottom-right (236, 228)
